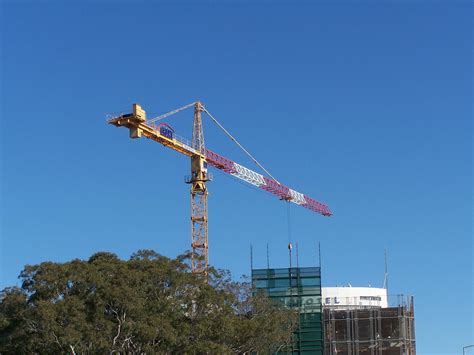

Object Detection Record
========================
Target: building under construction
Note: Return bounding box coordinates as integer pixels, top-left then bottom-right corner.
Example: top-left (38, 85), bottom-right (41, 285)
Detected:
top-left (323, 293), bottom-right (416, 354)
top-left (252, 266), bottom-right (416, 355)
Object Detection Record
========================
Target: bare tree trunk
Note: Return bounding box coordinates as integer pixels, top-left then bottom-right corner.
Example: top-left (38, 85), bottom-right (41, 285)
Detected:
top-left (113, 322), bottom-right (122, 346)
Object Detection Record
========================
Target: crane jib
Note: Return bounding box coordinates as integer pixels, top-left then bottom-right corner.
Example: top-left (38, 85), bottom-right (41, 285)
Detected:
top-left (204, 149), bottom-right (332, 217)
top-left (107, 108), bottom-right (331, 216)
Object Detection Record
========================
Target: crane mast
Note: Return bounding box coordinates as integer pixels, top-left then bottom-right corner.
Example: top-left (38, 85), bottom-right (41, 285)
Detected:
top-left (188, 102), bottom-right (210, 276)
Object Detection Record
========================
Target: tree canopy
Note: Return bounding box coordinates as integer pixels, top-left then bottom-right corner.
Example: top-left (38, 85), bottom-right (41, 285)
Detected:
top-left (0, 250), bottom-right (297, 354)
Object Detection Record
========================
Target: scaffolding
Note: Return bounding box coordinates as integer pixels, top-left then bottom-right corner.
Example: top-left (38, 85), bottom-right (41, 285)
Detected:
top-left (323, 295), bottom-right (416, 355)
top-left (252, 267), bottom-right (324, 354)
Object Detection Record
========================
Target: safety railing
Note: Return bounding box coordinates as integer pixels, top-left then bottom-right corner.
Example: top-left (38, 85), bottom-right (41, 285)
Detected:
top-left (141, 122), bottom-right (200, 155)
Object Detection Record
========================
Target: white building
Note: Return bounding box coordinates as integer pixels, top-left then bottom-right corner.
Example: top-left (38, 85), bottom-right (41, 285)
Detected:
top-left (322, 286), bottom-right (388, 309)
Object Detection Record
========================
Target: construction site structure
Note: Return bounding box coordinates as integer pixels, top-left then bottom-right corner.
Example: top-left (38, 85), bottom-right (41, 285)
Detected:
top-left (251, 257), bottom-right (415, 354)
top-left (323, 294), bottom-right (416, 354)
top-left (108, 102), bottom-right (331, 276)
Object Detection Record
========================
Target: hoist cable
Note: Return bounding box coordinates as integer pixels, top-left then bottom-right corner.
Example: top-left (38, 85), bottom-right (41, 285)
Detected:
top-left (202, 107), bottom-right (281, 184)
top-left (287, 202), bottom-right (292, 245)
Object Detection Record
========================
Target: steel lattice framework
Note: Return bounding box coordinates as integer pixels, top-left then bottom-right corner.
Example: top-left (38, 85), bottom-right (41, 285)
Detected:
top-left (204, 149), bottom-right (331, 216)
top-left (189, 102), bottom-right (210, 275)
top-left (108, 102), bottom-right (331, 277)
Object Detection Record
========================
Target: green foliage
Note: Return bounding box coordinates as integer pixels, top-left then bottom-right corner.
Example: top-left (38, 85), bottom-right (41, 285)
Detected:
top-left (0, 250), bottom-right (297, 354)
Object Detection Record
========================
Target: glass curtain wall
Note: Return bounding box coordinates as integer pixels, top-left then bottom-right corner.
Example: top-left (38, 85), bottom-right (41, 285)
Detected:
top-left (252, 267), bottom-right (323, 354)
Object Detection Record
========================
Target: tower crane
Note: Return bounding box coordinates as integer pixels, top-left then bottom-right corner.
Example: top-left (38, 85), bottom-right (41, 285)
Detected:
top-left (108, 102), bottom-right (331, 276)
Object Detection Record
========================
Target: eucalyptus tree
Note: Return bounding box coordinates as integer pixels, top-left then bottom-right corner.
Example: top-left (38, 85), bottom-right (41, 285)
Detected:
top-left (0, 250), bottom-right (296, 354)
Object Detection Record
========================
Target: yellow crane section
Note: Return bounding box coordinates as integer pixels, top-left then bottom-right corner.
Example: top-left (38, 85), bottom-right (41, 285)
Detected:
top-left (108, 103), bottom-right (211, 276)
top-left (108, 103), bottom-right (202, 159)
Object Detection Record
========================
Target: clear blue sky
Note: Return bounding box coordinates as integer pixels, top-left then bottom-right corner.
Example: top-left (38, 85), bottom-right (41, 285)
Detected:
top-left (1, 1), bottom-right (472, 353)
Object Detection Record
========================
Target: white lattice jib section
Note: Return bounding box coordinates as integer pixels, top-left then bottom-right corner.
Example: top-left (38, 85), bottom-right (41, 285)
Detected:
top-left (231, 163), bottom-right (266, 187)
top-left (289, 189), bottom-right (306, 205)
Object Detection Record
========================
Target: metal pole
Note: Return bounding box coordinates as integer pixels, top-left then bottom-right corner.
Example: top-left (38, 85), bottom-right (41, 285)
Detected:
top-left (250, 244), bottom-right (253, 271)
top-left (319, 242), bottom-right (322, 269)
top-left (296, 242), bottom-right (299, 268)
top-left (288, 243), bottom-right (292, 269)
top-left (266, 243), bottom-right (270, 269)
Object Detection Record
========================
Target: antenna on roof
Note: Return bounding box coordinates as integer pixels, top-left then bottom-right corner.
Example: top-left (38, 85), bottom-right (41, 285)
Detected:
top-left (250, 244), bottom-right (253, 271)
top-left (318, 242), bottom-right (322, 269)
top-left (288, 243), bottom-right (293, 269)
top-left (383, 248), bottom-right (389, 299)
top-left (296, 242), bottom-right (299, 268)
top-left (266, 243), bottom-right (270, 269)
